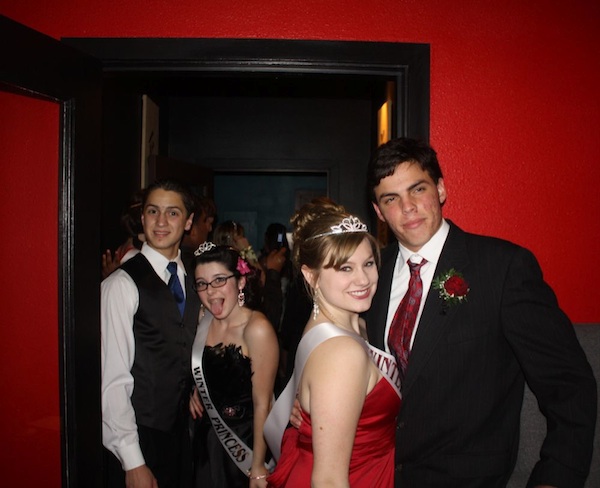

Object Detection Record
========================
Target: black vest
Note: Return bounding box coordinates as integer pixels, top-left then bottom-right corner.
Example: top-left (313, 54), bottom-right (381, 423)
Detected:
top-left (121, 253), bottom-right (200, 432)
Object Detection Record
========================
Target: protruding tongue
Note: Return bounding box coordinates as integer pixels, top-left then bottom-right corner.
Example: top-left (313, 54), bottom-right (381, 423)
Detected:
top-left (209, 299), bottom-right (225, 316)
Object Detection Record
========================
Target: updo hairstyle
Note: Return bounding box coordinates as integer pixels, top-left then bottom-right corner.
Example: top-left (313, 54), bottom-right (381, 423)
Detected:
top-left (290, 197), bottom-right (380, 294)
top-left (212, 220), bottom-right (244, 247)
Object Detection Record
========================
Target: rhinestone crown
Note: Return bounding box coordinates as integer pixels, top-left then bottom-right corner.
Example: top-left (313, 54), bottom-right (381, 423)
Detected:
top-left (306, 216), bottom-right (368, 241)
top-left (194, 241), bottom-right (217, 256)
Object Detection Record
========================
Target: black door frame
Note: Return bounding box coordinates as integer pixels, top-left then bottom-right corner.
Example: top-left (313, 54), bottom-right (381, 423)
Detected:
top-left (65, 37), bottom-right (430, 246)
top-left (64, 37), bottom-right (430, 140)
top-left (3, 29), bottom-right (429, 487)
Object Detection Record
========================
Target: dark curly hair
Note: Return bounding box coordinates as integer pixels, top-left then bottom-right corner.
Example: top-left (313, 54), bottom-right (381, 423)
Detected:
top-left (143, 179), bottom-right (195, 217)
top-left (367, 138), bottom-right (443, 202)
top-left (194, 245), bottom-right (262, 310)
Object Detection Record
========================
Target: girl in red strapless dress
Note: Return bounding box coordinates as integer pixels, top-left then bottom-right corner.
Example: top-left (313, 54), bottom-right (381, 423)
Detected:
top-left (267, 373), bottom-right (400, 487)
top-left (264, 200), bottom-right (401, 488)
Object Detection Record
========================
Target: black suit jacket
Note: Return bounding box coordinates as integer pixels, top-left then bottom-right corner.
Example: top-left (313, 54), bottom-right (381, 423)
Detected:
top-left (365, 221), bottom-right (596, 488)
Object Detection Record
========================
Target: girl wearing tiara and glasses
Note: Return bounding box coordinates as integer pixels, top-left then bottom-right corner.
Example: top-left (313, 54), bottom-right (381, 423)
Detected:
top-left (189, 244), bottom-right (279, 488)
top-left (264, 198), bottom-right (401, 487)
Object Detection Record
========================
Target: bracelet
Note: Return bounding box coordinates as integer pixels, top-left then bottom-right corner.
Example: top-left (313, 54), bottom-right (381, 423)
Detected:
top-left (247, 471), bottom-right (268, 480)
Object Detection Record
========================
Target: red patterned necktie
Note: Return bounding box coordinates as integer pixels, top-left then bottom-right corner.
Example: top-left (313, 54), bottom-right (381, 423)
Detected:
top-left (388, 258), bottom-right (427, 381)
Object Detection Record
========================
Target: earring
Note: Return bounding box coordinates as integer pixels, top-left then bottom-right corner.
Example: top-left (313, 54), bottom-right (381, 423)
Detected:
top-left (199, 304), bottom-right (205, 318)
top-left (312, 300), bottom-right (320, 320)
top-left (312, 288), bottom-right (320, 320)
top-left (238, 289), bottom-right (245, 307)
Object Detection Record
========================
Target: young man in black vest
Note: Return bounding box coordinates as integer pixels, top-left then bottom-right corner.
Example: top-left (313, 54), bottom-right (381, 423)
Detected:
top-left (102, 180), bottom-right (201, 488)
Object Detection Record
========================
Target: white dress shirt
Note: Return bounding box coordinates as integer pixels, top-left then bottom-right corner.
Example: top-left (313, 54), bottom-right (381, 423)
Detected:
top-left (384, 219), bottom-right (450, 354)
top-left (101, 243), bottom-right (187, 470)
top-left (119, 247), bottom-right (140, 264)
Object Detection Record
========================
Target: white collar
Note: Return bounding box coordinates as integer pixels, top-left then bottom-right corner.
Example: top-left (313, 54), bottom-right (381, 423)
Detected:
top-left (141, 242), bottom-right (186, 276)
top-left (398, 219), bottom-right (450, 266)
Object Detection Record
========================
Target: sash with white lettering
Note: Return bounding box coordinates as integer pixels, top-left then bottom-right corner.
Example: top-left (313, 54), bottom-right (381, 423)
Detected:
top-left (263, 322), bottom-right (401, 461)
top-left (191, 311), bottom-right (255, 475)
top-left (366, 344), bottom-right (402, 397)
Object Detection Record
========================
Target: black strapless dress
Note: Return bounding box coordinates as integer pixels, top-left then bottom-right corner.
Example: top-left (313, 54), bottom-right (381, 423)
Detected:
top-left (193, 343), bottom-right (254, 488)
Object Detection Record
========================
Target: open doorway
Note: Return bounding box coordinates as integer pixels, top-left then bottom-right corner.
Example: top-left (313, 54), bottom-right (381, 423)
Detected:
top-left (63, 38), bottom-right (430, 250)
top-left (214, 170), bottom-right (328, 251)
top-left (165, 73), bottom-right (375, 246)
top-left (4, 23), bottom-right (429, 486)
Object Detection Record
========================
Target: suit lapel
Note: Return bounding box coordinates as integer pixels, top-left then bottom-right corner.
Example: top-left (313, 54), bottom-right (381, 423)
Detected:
top-left (367, 244), bottom-right (398, 350)
top-left (401, 222), bottom-right (470, 397)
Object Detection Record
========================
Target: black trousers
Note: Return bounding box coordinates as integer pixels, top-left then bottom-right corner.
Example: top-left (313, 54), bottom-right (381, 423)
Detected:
top-left (104, 415), bottom-right (192, 488)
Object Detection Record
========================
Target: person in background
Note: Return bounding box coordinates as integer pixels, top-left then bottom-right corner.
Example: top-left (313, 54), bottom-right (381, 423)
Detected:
top-left (189, 243), bottom-right (279, 488)
top-left (181, 194), bottom-right (217, 272)
top-left (213, 220), bottom-right (262, 272)
top-left (258, 222), bottom-right (292, 333)
top-left (265, 199), bottom-right (400, 487)
top-left (213, 220), bottom-right (287, 337)
top-left (197, 196), bottom-right (217, 241)
top-left (277, 271), bottom-right (312, 386)
top-left (365, 137), bottom-right (596, 488)
top-left (258, 222), bottom-right (293, 394)
top-left (101, 189), bottom-right (145, 279)
top-left (277, 197), bottom-right (336, 386)
top-left (102, 179), bottom-right (201, 488)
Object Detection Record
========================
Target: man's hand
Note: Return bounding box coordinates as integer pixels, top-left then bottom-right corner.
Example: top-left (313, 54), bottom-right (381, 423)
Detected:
top-left (289, 397), bottom-right (302, 429)
top-left (189, 387), bottom-right (204, 420)
top-left (125, 464), bottom-right (157, 488)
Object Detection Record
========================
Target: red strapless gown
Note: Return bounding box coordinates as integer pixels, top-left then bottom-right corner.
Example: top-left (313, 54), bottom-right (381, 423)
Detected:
top-left (267, 377), bottom-right (400, 487)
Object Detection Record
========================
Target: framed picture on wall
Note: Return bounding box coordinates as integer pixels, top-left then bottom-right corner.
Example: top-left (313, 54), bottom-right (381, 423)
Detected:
top-left (141, 94), bottom-right (159, 188)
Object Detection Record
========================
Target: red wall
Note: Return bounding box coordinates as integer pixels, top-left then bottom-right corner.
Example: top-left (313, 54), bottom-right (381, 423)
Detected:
top-left (0, 91), bottom-right (60, 486)
top-left (1, 1), bottom-right (598, 486)
top-left (3, 1), bottom-right (598, 322)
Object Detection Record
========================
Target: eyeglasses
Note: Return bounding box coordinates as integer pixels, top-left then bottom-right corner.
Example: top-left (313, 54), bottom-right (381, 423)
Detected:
top-left (193, 274), bottom-right (235, 292)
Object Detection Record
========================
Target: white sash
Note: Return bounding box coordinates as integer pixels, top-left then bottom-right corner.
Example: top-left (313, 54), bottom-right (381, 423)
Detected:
top-left (366, 344), bottom-right (402, 395)
top-left (191, 311), bottom-right (255, 475)
top-left (263, 322), bottom-right (401, 461)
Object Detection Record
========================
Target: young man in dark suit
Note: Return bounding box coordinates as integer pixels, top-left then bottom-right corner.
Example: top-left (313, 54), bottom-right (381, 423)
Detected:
top-left (365, 138), bottom-right (596, 488)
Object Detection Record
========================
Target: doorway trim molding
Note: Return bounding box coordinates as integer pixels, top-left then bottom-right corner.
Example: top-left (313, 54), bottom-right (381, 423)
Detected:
top-left (63, 37), bottom-right (430, 140)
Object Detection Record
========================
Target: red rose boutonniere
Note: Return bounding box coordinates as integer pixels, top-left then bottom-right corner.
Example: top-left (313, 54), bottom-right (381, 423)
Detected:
top-left (433, 269), bottom-right (469, 307)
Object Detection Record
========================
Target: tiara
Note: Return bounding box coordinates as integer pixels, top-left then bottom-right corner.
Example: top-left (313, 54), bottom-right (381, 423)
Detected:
top-left (194, 241), bottom-right (217, 256)
top-left (306, 216), bottom-right (368, 241)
